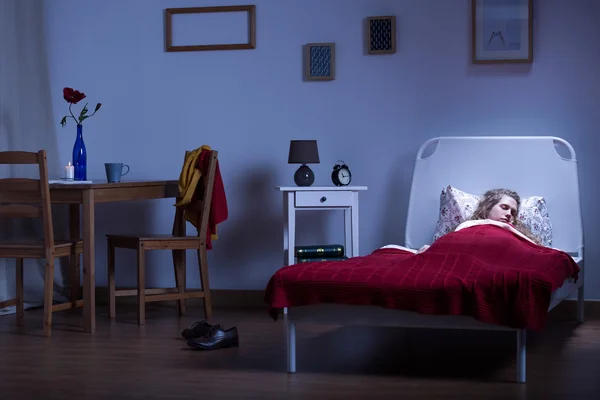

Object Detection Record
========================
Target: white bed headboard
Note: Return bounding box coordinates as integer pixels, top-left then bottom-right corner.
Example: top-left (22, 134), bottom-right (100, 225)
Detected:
top-left (404, 136), bottom-right (583, 254)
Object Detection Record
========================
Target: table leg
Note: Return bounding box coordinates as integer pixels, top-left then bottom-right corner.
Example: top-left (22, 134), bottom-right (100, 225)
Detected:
top-left (344, 208), bottom-right (352, 258)
top-left (283, 192), bottom-right (295, 267)
top-left (69, 204), bottom-right (81, 301)
top-left (283, 192), bottom-right (295, 317)
top-left (172, 205), bottom-right (186, 315)
top-left (82, 189), bottom-right (95, 333)
top-left (351, 193), bottom-right (359, 257)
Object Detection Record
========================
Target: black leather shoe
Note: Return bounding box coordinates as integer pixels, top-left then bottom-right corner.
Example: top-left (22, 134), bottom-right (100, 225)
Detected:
top-left (181, 320), bottom-right (213, 340)
top-left (186, 325), bottom-right (239, 350)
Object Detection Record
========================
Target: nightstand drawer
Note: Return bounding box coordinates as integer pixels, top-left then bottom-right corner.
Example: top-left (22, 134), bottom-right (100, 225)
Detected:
top-left (295, 191), bottom-right (352, 207)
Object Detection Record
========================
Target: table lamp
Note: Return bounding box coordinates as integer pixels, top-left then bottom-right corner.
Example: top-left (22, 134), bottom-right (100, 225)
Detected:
top-left (288, 140), bottom-right (320, 186)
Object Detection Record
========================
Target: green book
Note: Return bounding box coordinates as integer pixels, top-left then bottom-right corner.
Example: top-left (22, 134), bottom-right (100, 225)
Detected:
top-left (297, 256), bottom-right (348, 263)
top-left (294, 244), bottom-right (344, 258)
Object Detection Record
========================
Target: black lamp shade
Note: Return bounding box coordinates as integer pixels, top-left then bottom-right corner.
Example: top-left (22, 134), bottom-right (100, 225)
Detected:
top-left (288, 140), bottom-right (320, 164)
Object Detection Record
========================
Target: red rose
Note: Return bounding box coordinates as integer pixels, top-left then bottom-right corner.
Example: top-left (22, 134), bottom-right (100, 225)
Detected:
top-left (59, 87), bottom-right (101, 128)
top-left (63, 87), bottom-right (86, 104)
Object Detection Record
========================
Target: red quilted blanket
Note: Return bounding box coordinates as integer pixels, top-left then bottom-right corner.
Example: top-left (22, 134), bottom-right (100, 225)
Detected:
top-left (264, 224), bottom-right (580, 330)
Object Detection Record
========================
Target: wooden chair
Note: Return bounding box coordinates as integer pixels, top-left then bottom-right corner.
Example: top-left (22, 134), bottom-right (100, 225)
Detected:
top-left (107, 149), bottom-right (218, 325)
top-left (0, 150), bottom-right (84, 337)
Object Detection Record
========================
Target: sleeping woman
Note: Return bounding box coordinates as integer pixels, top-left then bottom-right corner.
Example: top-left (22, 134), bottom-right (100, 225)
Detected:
top-left (415, 188), bottom-right (542, 254)
top-left (460, 188), bottom-right (542, 245)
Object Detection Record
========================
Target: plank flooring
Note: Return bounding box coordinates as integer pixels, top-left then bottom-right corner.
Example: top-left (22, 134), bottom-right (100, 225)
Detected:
top-left (0, 303), bottom-right (599, 399)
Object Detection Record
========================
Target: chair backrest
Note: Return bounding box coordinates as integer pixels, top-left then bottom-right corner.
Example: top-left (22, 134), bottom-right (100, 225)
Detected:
top-left (0, 150), bottom-right (55, 256)
top-left (172, 149), bottom-right (219, 242)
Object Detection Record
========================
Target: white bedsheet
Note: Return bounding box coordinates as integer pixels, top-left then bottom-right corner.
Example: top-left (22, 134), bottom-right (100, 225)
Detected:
top-left (381, 219), bottom-right (570, 255)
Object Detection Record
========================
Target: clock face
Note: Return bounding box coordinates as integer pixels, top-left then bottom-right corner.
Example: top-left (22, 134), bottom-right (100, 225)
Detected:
top-left (338, 168), bottom-right (351, 185)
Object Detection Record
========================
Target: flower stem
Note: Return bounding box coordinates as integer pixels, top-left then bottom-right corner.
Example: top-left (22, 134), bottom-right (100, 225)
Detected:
top-left (68, 103), bottom-right (79, 125)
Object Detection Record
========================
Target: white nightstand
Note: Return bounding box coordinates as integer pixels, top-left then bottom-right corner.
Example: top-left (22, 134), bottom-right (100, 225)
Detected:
top-left (275, 186), bottom-right (368, 267)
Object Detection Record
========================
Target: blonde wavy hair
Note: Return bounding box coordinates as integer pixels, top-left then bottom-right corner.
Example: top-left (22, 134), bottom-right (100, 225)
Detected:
top-left (469, 188), bottom-right (542, 245)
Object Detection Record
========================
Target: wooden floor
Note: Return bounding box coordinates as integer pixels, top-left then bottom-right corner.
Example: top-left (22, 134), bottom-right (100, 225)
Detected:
top-left (0, 303), bottom-right (599, 399)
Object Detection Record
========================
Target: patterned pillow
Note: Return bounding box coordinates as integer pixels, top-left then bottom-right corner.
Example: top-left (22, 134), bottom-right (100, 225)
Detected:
top-left (432, 185), bottom-right (553, 247)
top-left (432, 186), bottom-right (480, 242)
top-left (517, 196), bottom-right (553, 248)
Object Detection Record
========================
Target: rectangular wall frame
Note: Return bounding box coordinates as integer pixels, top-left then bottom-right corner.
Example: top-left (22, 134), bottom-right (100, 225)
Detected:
top-left (303, 43), bottom-right (335, 81)
top-left (471, 0), bottom-right (533, 64)
top-left (365, 16), bottom-right (396, 55)
top-left (165, 5), bottom-right (256, 52)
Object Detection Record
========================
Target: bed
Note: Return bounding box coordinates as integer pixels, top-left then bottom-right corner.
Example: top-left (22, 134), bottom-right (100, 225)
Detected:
top-left (264, 136), bottom-right (585, 383)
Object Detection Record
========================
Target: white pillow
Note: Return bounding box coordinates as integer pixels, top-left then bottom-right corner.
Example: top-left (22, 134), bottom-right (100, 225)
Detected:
top-left (432, 185), bottom-right (553, 247)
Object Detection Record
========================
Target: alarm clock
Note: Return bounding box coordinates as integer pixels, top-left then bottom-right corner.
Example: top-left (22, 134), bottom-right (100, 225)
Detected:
top-left (331, 160), bottom-right (352, 186)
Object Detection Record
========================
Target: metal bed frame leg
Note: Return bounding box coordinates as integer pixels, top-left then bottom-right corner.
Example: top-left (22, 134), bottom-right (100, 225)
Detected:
top-left (516, 329), bottom-right (526, 383)
top-left (577, 286), bottom-right (585, 323)
top-left (284, 308), bottom-right (296, 373)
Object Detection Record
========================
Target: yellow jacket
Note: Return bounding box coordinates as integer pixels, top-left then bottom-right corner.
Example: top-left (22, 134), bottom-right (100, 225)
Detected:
top-left (175, 145), bottom-right (218, 240)
top-left (175, 144), bottom-right (211, 208)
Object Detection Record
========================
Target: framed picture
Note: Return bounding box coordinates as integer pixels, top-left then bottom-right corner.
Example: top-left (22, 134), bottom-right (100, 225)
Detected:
top-left (365, 16), bottom-right (396, 55)
top-left (471, 0), bottom-right (533, 64)
top-left (303, 43), bottom-right (335, 81)
top-left (164, 5), bottom-right (256, 52)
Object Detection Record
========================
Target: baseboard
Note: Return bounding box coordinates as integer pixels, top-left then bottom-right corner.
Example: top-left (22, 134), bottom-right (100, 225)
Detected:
top-left (95, 287), bottom-right (267, 308)
top-left (94, 287), bottom-right (600, 319)
top-left (549, 298), bottom-right (600, 320)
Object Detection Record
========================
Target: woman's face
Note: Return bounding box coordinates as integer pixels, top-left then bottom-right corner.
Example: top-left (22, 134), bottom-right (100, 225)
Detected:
top-left (488, 195), bottom-right (518, 224)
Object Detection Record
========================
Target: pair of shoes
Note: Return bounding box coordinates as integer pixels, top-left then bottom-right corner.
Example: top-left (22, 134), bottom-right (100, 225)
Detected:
top-left (181, 320), bottom-right (213, 340)
top-left (186, 324), bottom-right (239, 350)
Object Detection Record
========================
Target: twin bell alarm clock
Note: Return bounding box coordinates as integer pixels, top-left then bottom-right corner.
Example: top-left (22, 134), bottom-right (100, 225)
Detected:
top-left (331, 160), bottom-right (351, 186)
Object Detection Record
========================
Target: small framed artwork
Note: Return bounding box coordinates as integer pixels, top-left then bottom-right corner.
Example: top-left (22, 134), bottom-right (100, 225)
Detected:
top-left (303, 43), bottom-right (335, 81)
top-left (365, 16), bottom-right (396, 55)
top-left (471, 0), bottom-right (533, 64)
top-left (164, 5), bottom-right (256, 52)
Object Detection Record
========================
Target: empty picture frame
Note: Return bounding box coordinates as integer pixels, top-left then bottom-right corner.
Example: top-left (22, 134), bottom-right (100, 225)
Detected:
top-left (365, 16), bottom-right (396, 55)
top-left (303, 43), bottom-right (335, 81)
top-left (471, 0), bottom-right (533, 64)
top-left (165, 5), bottom-right (256, 52)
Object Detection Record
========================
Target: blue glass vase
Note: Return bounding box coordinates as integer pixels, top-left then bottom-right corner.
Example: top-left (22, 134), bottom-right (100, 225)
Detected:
top-left (72, 124), bottom-right (87, 181)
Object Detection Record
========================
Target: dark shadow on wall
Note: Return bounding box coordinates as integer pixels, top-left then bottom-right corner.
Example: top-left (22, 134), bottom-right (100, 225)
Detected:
top-left (92, 201), bottom-right (158, 289)
top-left (213, 165), bottom-right (329, 280)
top-left (0, 109), bottom-right (14, 150)
top-left (0, 112), bottom-right (71, 306)
top-left (0, 0), bottom-right (69, 308)
top-left (377, 151), bottom-right (415, 248)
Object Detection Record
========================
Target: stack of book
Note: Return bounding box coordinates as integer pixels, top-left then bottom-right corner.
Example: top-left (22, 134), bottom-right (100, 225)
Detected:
top-left (294, 244), bottom-right (348, 263)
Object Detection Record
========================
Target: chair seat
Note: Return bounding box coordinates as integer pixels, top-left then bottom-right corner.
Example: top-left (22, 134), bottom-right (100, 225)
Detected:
top-left (0, 240), bottom-right (83, 258)
top-left (107, 233), bottom-right (201, 241)
top-left (106, 233), bottom-right (203, 250)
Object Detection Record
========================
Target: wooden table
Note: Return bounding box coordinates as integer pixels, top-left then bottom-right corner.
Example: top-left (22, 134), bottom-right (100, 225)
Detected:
top-left (49, 180), bottom-right (179, 333)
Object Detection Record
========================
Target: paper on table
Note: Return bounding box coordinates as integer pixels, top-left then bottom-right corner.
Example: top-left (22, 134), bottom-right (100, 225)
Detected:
top-left (49, 179), bottom-right (93, 184)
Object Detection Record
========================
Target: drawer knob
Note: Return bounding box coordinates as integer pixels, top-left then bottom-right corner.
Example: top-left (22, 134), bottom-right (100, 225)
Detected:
top-left (320, 196), bottom-right (327, 203)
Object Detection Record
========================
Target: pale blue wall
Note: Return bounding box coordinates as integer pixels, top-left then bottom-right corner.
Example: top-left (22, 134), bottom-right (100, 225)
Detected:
top-left (43, 0), bottom-right (600, 298)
